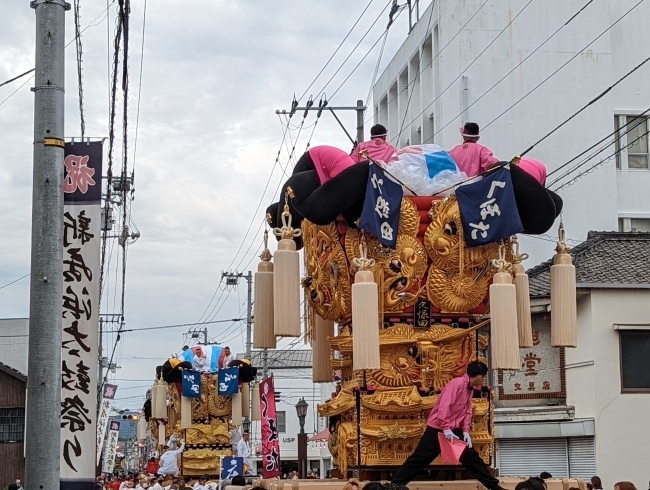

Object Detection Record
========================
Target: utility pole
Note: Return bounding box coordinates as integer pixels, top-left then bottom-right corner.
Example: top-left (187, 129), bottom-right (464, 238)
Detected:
top-left (26, 1), bottom-right (70, 489)
top-left (221, 271), bottom-right (253, 358)
top-left (203, 327), bottom-right (208, 345)
top-left (356, 99), bottom-right (365, 145)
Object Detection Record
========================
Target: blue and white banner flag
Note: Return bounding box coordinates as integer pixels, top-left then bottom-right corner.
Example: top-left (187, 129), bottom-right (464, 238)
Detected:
top-left (218, 367), bottom-right (239, 395)
top-left (221, 457), bottom-right (244, 480)
top-left (456, 166), bottom-right (523, 247)
top-left (182, 370), bottom-right (201, 398)
top-left (358, 163), bottom-right (403, 248)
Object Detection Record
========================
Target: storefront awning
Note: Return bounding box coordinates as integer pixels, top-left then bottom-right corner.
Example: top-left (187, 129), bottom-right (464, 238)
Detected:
top-left (308, 428), bottom-right (330, 442)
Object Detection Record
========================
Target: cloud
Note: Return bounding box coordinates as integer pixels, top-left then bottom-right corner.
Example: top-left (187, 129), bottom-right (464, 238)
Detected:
top-left (0, 0), bottom-right (411, 404)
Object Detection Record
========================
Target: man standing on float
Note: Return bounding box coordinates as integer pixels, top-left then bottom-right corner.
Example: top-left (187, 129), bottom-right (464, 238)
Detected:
top-left (391, 361), bottom-right (504, 490)
top-left (449, 122), bottom-right (499, 177)
top-left (350, 124), bottom-right (397, 163)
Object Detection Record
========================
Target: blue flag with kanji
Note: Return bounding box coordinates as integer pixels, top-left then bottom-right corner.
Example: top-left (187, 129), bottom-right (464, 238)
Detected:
top-left (221, 457), bottom-right (244, 480)
top-left (358, 163), bottom-right (403, 248)
top-left (218, 367), bottom-right (239, 395)
top-left (181, 370), bottom-right (201, 398)
top-left (456, 166), bottom-right (523, 247)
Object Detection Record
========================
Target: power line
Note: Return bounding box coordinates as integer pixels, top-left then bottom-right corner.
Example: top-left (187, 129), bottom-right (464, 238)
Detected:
top-left (298, 0), bottom-right (383, 102)
top-left (481, 0), bottom-right (646, 132)
top-left (391, 0), bottom-right (536, 145)
top-left (428, 0), bottom-right (596, 141)
top-left (396, 2), bottom-right (437, 143)
top-left (318, 1), bottom-right (393, 98)
top-left (104, 317), bottom-right (245, 334)
top-left (0, 69), bottom-right (35, 88)
top-left (0, 74), bottom-right (34, 108)
top-left (72, 0), bottom-right (86, 138)
top-left (365, 0), bottom-right (491, 127)
top-left (131, 0), bottom-right (147, 173)
top-left (0, 273), bottom-right (30, 291)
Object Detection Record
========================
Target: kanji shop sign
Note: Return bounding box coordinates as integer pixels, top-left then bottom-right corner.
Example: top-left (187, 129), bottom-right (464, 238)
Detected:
top-left (61, 141), bottom-right (103, 488)
top-left (498, 319), bottom-right (565, 400)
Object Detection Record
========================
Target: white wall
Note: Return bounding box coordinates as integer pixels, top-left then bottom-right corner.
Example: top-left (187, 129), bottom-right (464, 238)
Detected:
top-left (0, 318), bottom-right (28, 375)
top-left (566, 289), bottom-right (650, 489)
top-left (373, 0), bottom-right (650, 263)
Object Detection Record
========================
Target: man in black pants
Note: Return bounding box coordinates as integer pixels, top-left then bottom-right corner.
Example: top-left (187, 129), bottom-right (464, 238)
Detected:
top-left (391, 361), bottom-right (503, 490)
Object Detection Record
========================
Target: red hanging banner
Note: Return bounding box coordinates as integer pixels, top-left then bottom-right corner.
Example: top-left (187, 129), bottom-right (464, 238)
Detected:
top-left (259, 375), bottom-right (281, 478)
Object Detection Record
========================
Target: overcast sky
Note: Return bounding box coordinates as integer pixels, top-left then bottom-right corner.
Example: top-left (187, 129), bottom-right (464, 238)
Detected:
top-left (0, 0), bottom-right (424, 409)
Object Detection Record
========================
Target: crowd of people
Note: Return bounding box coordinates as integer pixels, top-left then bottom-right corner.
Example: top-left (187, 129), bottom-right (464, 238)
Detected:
top-left (94, 474), bottom-right (254, 490)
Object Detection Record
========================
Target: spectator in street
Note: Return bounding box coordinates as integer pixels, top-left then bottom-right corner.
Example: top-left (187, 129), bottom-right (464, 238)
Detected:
top-left (350, 124), bottom-right (397, 164)
top-left (8, 477), bottom-right (22, 490)
top-left (146, 457), bottom-right (159, 476)
top-left (515, 479), bottom-right (547, 490)
top-left (448, 122), bottom-right (499, 178)
top-left (591, 477), bottom-right (603, 490)
top-left (158, 441), bottom-right (186, 476)
top-left (151, 476), bottom-right (164, 490)
top-left (192, 475), bottom-right (209, 490)
top-left (614, 483), bottom-right (637, 490)
top-left (342, 478), bottom-right (362, 490)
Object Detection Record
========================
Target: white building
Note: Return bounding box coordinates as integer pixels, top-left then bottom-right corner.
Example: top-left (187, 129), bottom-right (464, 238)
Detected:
top-left (494, 231), bottom-right (650, 488)
top-left (373, 0), bottom-right (650, 262)
top-left (245, 349), bottom-right (333, 478)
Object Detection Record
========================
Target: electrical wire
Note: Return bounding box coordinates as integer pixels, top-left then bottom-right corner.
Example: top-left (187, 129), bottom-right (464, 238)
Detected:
top-left (0, 69), bottom-right (35, 88)
top-left (396, 2), bottom-right (437, 143)
top-left (364, 0), bottom-right (491, 127)
top-left (72, 0), bottom-right (86, 138)
top-left (428, 0), bottom-right (596, 142)
top-left (391, 0), bottom-right (536, 145)
top-left (131, 0), bottom-right (147, 173)
top-left (481, 0), bottom-right (646, 132)
top-left (318, 1), bottom-right (393, 98)
top-left (0, 273), bottom-right (30, 291)
top-left (104, 317), bottom-right (246, 334)
top-left (298, 0), bottom-right (383, 102)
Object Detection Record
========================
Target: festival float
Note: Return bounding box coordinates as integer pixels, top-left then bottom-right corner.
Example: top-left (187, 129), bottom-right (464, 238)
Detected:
top-left (147, 352), bottom-right (258, 476)
top-left (260, 144), bottom-right (577, 481)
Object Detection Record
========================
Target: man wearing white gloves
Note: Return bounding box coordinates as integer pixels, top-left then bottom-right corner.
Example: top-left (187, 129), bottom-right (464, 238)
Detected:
top-left (391, 361), bottom-right (504, 490)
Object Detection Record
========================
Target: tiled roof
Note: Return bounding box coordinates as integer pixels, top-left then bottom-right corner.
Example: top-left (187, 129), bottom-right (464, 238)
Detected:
top-left (239, 349), bottom-right (313, 370)
top-left (0, 361), bottom-right (27, 383)
top-left (528, 231), bottom-right (650, 297)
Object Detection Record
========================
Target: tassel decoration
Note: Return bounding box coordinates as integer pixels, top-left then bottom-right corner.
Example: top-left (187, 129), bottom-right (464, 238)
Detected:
top-left (180, 395), bottom-right (192, 429)
top-left (254, 230), bottom-right (276, 348)
top-left (273, 203), bottom-right (302, 337)
top-left (231, 392), bottom-right (243, 426)
top-left (241, 383), bottom-right (250, 418)
top-left (312, 315), bottom-right (334, 383)
top-left (351, 238), bottom-right (381, 371)
top-left (158, 423), bottom-right (166, 446)
top-left (137, 415), bottom-right (147, 442)
top-left (511, 236), bottom-right (533, 348)
top-left (154, 379), bottom-right (167, 420)
top-left (550, 223), bottom-right (577, 347)
top-left (489, 245), bottom-right (521, 370)
top-left (251, 384), bottom-right (261, 421)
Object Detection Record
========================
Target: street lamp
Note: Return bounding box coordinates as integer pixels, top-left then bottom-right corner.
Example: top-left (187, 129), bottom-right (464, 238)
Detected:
top-left (242, 416), bottom-right (251, 434)
top-left (295, 398), bottom-right (309, 479)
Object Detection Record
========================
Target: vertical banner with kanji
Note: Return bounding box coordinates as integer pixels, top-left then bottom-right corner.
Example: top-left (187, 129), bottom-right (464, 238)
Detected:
top-left (61, 141), bottom-right (103, 488)
top-left (101, 421), bottom-right (120, 475)
top-left (358, 163), bottom-right (403, 249)
top-left (259, 376), bottom-right (281, 479)
top-left (96, 384), bottom-right (118, 464)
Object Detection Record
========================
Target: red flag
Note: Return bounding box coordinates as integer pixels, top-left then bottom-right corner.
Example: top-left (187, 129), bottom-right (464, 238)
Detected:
top-left (259, 376), bottom-right (281, 478)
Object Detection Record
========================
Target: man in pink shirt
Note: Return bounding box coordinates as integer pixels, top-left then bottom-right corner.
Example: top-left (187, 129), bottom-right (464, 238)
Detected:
top-left (350, 124), bottom-right (397, 163)
top-left (392, 361), bottom-right (503, 489)
top-left (449, 122), bottom-right (499, 177)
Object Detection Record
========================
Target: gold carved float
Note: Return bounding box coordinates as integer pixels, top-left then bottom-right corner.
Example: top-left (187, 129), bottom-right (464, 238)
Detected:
top-left (309, 196), bottom-right (497, 477)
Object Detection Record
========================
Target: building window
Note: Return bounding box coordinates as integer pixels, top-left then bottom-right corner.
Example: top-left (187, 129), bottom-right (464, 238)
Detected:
top-left (615, 115), bottom-right (649, 169)
top-left (0, 408), bottom-right (25, 442)
top-left (620, 331), bottom-right (650, 392)
top-left (276, 411), bottom-right (286, 433)
top-left (618, 218), bottom-right (650, 232)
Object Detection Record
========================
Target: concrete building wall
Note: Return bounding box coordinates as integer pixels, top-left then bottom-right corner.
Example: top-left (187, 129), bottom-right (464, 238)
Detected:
top-left (0, 318), bottom-right (28, 375)
top-left (373, 0), bottom-right (650, 263)
top-left (566, 289), bottom-right (650, 488)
